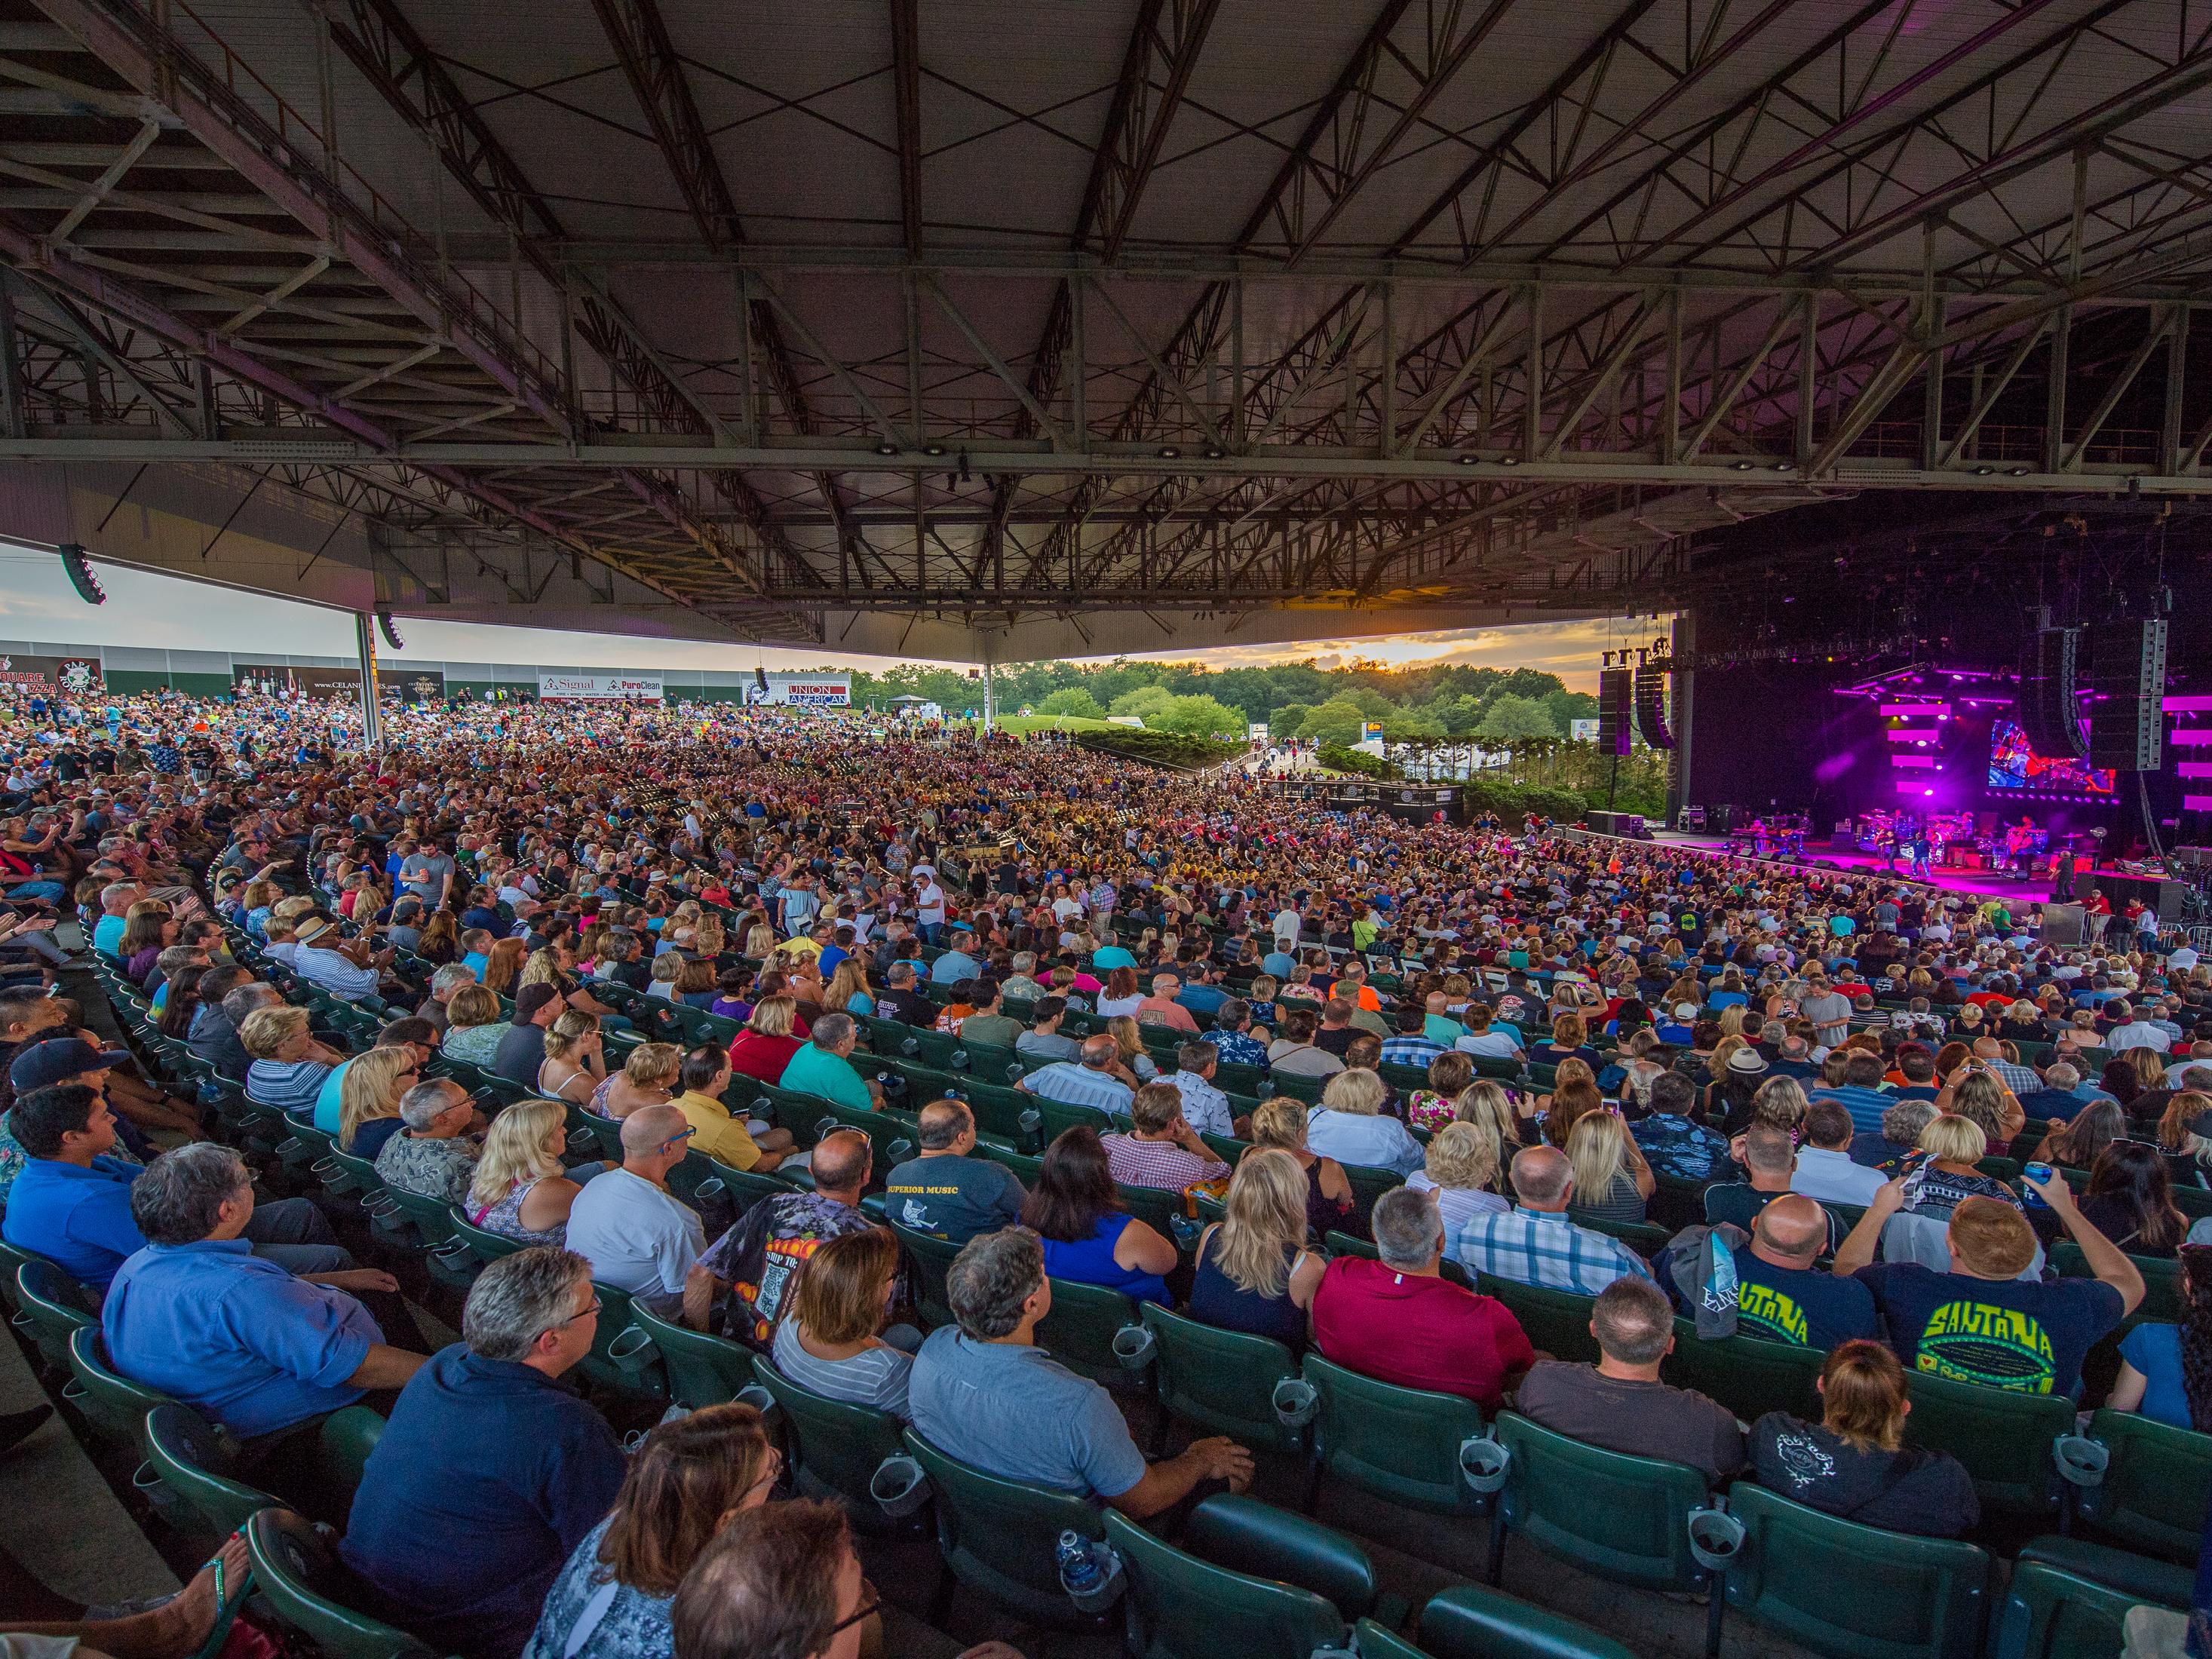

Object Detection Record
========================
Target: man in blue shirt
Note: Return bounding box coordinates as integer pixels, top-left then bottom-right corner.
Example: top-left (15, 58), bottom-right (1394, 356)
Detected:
top-left (1809, 1052), bottom-right (1895, 1135)
top-left (1631, 1073), bottom-right (1729, 1182)
top-left (343, 1247), bottom-right (626, 1659)
top-left (103, 1143), bottom-right (423, 1445)
top-left (928, 925), bottom-right (980, 984)
top-left (1, 1081), bottom-right (351, 1288)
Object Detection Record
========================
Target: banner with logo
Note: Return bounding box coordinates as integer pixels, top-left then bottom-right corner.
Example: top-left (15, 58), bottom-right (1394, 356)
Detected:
top-left (538, 672), bottom-right (664, 701)
top-left (0, 655), bottom-right (102, 694)
top-left (234, 665), bottom-right (442, 702)
top-left (744, 673), bottom-right (851, 707)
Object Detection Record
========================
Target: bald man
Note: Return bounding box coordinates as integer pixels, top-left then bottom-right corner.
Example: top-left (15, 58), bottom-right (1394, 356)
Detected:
top-left (563, 1101), bottom-right (708, 1319)
top-left (1714, 1194), bottom-right (1881, 1350)
top-left (1454, 1144), bottom-right (1653, 1294)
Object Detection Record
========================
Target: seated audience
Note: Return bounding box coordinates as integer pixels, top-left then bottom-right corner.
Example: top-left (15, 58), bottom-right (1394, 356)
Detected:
top-left (907, 1227), bottom-right (1252, 1516)
top-left (468, 1097), bottom-right (588, 1247)
top-left (768, 1226), bottom-right (915, 1420)
top-left (1302, 1066), bottom-right (1424, 1176)
top-left (2108, 1242), bottom-right (2212, 1431)
top-left (563, 1104), bottom-right (708, 1322)
top-left (1405, 1120), bottom-right (1509, 1237)
top-left (777, 1011), bottom-right (881, 1110)
top-left (1187, 1149), bottom-right (1324, 1353)
top-left (534, 1009), bottom-right (606, 1105)
top-left (437, 984), bottom-right (508, 1067)
top-left (493, 983), bottom-right (568, 1087)
top-left (670, 1045), bottom-right (796, 1173)
top-left (1020, 1125), bottom-right (1176, 1307)
top-left (1312, 1186), bottom-right (1532, 1411)
top-left (374, 1076), bottom-right (483, 1205)
top-left (1517, 1276), bottom-right (1746, 1486)
top-left (1750, 1340), bottom-right (1979, 1537)
top-left (344, 1248), bottom-right (626, 1659)
top-left (1563, 1106), bottom-right (1652, 1222)
top-left (1456, 1144), bottom-right (1655, 1293)
top-left (240, 1004), bottom-right (340, 1118)
top-left (337, 1044), bottom-right (417, 1158)
top-left (1790, 1099), bottom-right (1886, 1207)
top-left (523, 1403), bottom-right (776, 1659)
top-left (1102, 1080), bottom-right (1230, 1193)
top-left (699, 1129), bottom-right (877, 1347)
top-left (883, 1098), bottom-right (1026, 1243)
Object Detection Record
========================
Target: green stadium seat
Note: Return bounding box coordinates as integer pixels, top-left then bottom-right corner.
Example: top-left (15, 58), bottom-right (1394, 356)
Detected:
top-left (1035, 1276), bottom-right (1149, 1385)
top-left (1140, 1303), bottom-right (1307, 1455)
top-left (623, 1299), bottom-right (757, 1409)
top-left (2050, 1241), bottom-right (2181, 1323)
top-left (1901, 1369), bottom-right (2072, 1522)
top-left (64, 1325), bottom-right (177, 1460)
top-left (1989, 1535), bottom-right (2196, 1659)
top-left (888, 1221), bottom-right (962, 1329)
top-left (245, 1508), bottom-right (440, 1659)
top-left (143, 1404), bottom-right (276, 1544)
top-left (1338, 1162), bottom-right (1401, 1230)
top-left (443, 1206), bottom-right (526, 1265)
top-left (14, 1258), bottom-right (96, 1372)
top-left (1661, 1322), bottom-right (1823, 1424)
top-left (1402, 1582), bottom-right (1638, 1659)
top-left (2075, 1407), bottom-right (2212, 1565)
top-left (1299, 1352), bottom-right (1491, 1520)
top-left (1717, 1483), bottom-right (1993, 1659)
top-left (1476, 1275), bottom-right (1600, 1365)
top-left (752, 1356), bottom-right (910, 1518)
top-left (901, 1427), bottom-right (1108, 1630)
top-left (1105, 1504), bottom-right (1351, 1659)
top-left (575, 1282), bottom-right (668, 1401)
top-left (1488, 1412), bottom-right (1722, 1629)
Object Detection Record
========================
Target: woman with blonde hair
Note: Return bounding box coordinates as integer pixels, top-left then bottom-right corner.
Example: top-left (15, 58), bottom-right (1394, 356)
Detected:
top-left (591, 1042), bottom-right (682, 1119)
top-left (468, 1099), bottom-right (586, 1244)
top-left (691, 914), bottom-right (726, 961)
top-left (1407, 1120), bottom-right (1508, 1237)
top-left (482, 936), bottom-right (527, 996)
top-left (821, 958), bottom-right (875, 1017)
top-left (1187, 1148), bottom-right (1324, 1351)
top-left (519, 949), bottom-right (565, 991)
top-left (338, 1044), bottom-right (418, 1158)
top-left (1748, 1341), bottom-right (1977, 1537)
top-left (646, 951), bottom-right (685, 1001)
top-left (1900, 1113), bottom-right (2023, 1218)
top-left (1565, 1108), bottom-right (1652, 1222)
top-left (1104, 1014), bottom-right (1158, 1082)
top-left (1454, 1078), bottom-right (1532, 1153)
top-left (537, 1009), bottom-right (606, 1104)
top-left (726, 994), bottom-right (805, 1084)
top-left (439, 983), bottom-right (508, 1067)
top-left (1305, 1065), bottom-right (1423, 1176)
top-left (1248, 1096), bottom-right (1355, 1238)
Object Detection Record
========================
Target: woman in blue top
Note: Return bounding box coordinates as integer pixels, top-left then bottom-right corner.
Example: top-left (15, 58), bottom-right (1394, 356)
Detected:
top-left (1021, 1125), bottom-right (1176, 1306)
top-left (525, 1403), bottom-right (776, 1659)
top-left (2109, 1243), bottom-right (2212, 1432)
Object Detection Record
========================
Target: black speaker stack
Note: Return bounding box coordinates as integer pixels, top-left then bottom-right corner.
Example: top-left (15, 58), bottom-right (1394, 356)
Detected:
top-left (2086, 618), bottom-right (2168, 773)
top-left (2018, 626), bottom-right (2086, 759)
top-left (1632, 665), bottom-right (1674, 750)
top-left (1597, 668), bottom-right (1633, 758)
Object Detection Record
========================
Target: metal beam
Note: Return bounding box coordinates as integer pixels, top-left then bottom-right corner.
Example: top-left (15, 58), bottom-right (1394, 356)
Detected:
top-left (890, 0), bottom-right (922, 260)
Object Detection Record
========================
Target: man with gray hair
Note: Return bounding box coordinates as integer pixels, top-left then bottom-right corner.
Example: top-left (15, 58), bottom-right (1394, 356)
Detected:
top-left (908, 1227), bottom-right (1253, 1519)
top-left (103, 1141), bottom-right (425, 1446)
top-left (415, 961), bottom-right (477, 1035)
top-left (1309, 1186), bottom-right (1532, 1412)
top-left (563, 1102), bottom-right (709, 1323)
top-left (342, 1247), bottom-right (626, 1659)
top-left (1016, 1031), bottom-right (1135, 1115)
top-left (189, 974), bottom-right (278, 1082)
top-left (1517, 1275), bottom-right (1747, 1486)
top-left (777, 1009), bottom-right (882, 1109)
top-left (373, 1077), bottom-right (483, 1205)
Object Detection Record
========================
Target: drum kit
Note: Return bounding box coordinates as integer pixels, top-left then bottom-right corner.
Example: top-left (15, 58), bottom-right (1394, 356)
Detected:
top-left (1855, 810), bottom-right (2043, 879)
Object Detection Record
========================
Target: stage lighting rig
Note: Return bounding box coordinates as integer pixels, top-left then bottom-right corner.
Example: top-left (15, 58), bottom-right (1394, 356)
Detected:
top-left (376, 610), bottom-right (404, 652)
top-left (57, 543), bottom-right (104, 606)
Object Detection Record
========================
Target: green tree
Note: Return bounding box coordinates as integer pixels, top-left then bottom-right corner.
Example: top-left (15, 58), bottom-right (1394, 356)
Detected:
top-left (1153, 693), bottom-right (1246, 738)
top-left (1269, 703), bottom-right (1311, 738)
top-left (1108, 684), bottom-right (1177, 726)
top-left (1295, 695), bottom-right (1372, 746)
top-left (1036, 687), bottom-right (1106, 719)
top-left (1475, 694), bottom-right (1559, 741)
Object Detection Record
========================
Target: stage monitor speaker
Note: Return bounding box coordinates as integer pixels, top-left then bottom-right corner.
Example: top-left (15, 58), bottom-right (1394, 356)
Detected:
top-left (1632, 665), bottom-right (1674, 750)
top-left (2087, 618), bottom-right (2168, 772)
top-left (1597, 668), bottom-right (1633, 757)
top-left (2040, 903), bottom-right (2085, 946)
top-left (2019, 626), bottom-right (2087, 759)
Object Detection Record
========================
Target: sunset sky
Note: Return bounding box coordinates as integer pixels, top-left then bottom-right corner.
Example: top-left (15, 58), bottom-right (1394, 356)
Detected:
top-left (0, 542), bottom-right (1640, 691)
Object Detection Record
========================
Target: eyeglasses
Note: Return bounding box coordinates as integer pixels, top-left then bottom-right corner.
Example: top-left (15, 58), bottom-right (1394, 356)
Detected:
top-left (823, 1592), bottom-right (879, 1639)
top-left (658, 1126), bottom-right (698, 1152)
top-left (548, 1296), bottom-right (602, 1330)
top-left (745, 1447), bottom-right (785, 1498)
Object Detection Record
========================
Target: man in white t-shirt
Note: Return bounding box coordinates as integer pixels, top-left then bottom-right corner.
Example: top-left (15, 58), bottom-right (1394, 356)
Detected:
top-left (914, 869), bottom-right (946, 943)
top-left (564, 1104), bottom-right (708, 1322)
top-left (1272, 906), bottom-right (1302, 951)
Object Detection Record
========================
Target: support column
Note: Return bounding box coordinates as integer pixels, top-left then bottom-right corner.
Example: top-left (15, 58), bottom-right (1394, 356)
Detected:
top-left (354, 611), bottom-right (382, 752)
top-left (1666, 610), bottom-right (1694, 827)
top-left (981, 655), bottom-right (996, 735)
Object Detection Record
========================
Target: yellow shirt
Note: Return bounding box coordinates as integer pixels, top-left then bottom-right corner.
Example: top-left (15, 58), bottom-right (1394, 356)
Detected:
top-left (781, 935), bottom-right (825, 958)
top-left (672, 1089), bottom-right (762, 1172)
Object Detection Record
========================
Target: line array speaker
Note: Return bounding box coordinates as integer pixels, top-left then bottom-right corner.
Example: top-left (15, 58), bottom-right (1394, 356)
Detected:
top-left (1632, 665), bottom-right (1674, 750)
top-left (1597, 668), bottom-right (1632, 758)
top-left (2087, 618), bottom-right (2168, 772)
top-left (2018, 627), bottom-right (2086, 759)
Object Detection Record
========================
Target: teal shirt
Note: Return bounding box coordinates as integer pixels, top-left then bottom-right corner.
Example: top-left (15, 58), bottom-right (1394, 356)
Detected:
top-left (314, 1059), bottom-right (351, 1134)
top-left (778, 1042), bottom-right (873, 1111)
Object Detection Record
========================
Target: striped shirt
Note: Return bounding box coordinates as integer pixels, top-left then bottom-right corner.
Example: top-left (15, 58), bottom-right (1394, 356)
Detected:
top-left (1379, 1035), bottom-right (1448, 1071)
top-left (1020, 1062), bottom-right (1135, 1116)
top-left (247, 1058), bottom-right (334, 1118)
top-left (1454, 1206), bottom-right (1652, 1295)
top-left (769, 1319), bottom-right (913, 1421)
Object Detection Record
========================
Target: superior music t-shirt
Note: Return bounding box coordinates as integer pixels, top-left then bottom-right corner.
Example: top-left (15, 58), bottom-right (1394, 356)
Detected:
top-left (1854, 1262), bottom-right (2122, 1396)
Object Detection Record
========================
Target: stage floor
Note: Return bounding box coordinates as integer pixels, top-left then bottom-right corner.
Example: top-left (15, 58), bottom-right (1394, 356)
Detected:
top-left (1646, 830), bottom-right (2048, 904)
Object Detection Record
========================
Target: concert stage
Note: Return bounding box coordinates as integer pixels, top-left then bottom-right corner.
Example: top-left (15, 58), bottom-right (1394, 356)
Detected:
top-left (1646, 830), bottom-right (2042, 905)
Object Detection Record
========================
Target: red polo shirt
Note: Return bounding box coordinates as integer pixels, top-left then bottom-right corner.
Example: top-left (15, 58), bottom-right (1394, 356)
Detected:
top-left (1311, 1256), bottom-right (1533, 1412)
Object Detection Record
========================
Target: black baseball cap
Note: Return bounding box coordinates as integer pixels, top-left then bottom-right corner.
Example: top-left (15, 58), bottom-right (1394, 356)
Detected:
top-left (11, 1036), bottom-right (130, 1093)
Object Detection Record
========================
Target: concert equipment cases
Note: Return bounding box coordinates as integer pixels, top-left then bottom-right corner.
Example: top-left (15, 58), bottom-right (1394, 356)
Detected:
top-left (2020, 626), bottom-right (2088, 759)
top-left (1585, 811), bottom-right (1646, 836)
top-left (1597, 668), bottom-right (1633, 758)
top-left (2088, 618), bottom-right (2168, 772)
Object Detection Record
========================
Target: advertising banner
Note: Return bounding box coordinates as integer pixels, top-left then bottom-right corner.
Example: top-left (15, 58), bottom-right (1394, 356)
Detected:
top-left (234, 665), bottom-right (443, 702)
top-left (0, 655), bottom-right (102, 695)
top-left (744, 673), bottom-right (852, 707)
top-left (538, 672), bottom-right (663, 701)
top-left (1247, 722), bottom-right (1269, 742)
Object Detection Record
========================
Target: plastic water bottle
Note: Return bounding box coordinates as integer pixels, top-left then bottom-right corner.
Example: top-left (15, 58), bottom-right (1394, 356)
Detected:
top-left (1055, 1530), bottom-right (1101, 1601)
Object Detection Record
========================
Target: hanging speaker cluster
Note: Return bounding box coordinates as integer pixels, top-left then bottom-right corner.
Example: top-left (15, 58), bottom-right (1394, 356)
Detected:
top-left (1597, 668), bottom-right (1633, 757)
top-left (2017, 626), bottom-right (2086, 759)
top-left (2087, 618), bottom-right (2168, 773)
top-left (1632, 664), bottom-right (1674, 750)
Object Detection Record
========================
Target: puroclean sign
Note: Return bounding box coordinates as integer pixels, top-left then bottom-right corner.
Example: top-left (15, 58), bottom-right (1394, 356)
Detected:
top-left (536, 673), bottom-right (664, 701)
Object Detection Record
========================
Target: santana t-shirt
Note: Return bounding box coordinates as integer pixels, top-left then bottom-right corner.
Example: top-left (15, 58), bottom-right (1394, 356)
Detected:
top-left (1729, 1247), bottom-right (1882, 1351)
top-left (1854, 1262), bottom-right (2122, 1395)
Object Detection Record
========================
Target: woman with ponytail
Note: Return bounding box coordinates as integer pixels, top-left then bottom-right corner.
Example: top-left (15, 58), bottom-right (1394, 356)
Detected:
top-left (2109, 1243), bottom-right (2212, 1432)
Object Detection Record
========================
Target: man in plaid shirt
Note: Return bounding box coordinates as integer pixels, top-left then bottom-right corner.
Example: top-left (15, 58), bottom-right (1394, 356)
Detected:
top-left (1456, 1145), bottom-right (1652, 1293)
top-left (1379, 1005), bottom-right (1447, 1072)
top-left (1016, 1035), bottom-right (1134, 1116)
top-left (1104, 1082), bottom-right (1229, 1192)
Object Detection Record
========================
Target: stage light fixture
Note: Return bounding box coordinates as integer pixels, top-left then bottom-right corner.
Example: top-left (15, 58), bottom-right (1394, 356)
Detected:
top-left (1203, 444), bottom-right (1226, 459)
top-left (376, 610), bottom-right (403, 652)
top-left (1456, 453), bottom-right (1478, 466)
top-left (1731, 460), bottom-right (1753, 471)
top-left (873, 440), bottom-right (899, 456)
top-left (1158, 446), bottom-right (1181, 458)
top-left (923, 444), bottom-right (946, 457)
top-left (1499, 455), bottom-right (1519, 465)
top-left (57, 543), bottom-right (103, 606)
